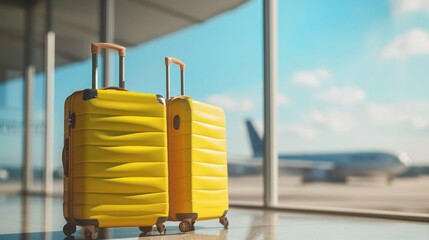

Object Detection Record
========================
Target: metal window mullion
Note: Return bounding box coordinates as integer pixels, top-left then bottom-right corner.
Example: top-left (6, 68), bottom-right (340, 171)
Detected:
top-left (23, 2), bottom-right (36, 194)
top-left (263, 0), bottom-right (279, 207)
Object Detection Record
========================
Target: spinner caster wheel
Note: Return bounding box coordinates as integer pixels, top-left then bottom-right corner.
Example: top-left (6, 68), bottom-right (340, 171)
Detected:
top-left (219, 216), bottom-right (229, 229)
top-left (156, 223), bottom-right (166, 234)
top-left (83, 225), bottom-right (99, 240)
top-left (179, 220), bottom-right (192, 233)
top-left (63, 223), bottom-right (76, 236)
top-left (139, 226), bottom-right (153, 235)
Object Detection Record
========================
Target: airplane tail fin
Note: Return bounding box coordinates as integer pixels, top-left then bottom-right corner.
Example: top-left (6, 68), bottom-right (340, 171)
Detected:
top-left (245, 119), bottom-right (263, 158)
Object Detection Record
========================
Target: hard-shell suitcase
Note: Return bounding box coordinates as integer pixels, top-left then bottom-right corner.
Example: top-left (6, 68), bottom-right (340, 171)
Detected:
top-left (62, 43), bottom-right (169, 239)
top-left (165, 57), bottom-right (229, 232)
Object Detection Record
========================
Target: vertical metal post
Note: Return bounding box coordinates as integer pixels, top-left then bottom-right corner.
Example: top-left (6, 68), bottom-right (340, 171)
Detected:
top-left (100, 0), bottom-right (115, 87)
top-left (23, 1), bottom-right (36, 194)
top-left (44, 0), bottom-right (55, 195)
top-left (119, 56), bottom-right (125, 88)
top-left (92, 54), bottom-right (98, 89)
top-left (180, 70), bottom-right (185, 95)
top-left (263, 0), bottom-right (279, 207)
top-left (166, 64), bottom-right (170, 99)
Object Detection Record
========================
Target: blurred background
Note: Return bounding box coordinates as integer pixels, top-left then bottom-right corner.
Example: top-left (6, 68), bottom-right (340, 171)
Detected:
top-left (1, 0), bottom-right (429, 235)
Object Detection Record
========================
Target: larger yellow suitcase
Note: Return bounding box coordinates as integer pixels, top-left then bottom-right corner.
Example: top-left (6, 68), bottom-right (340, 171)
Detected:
top-left (165, 57), bottom-right (229, 232)
top-left (62, 43), bottom-right (169, 239)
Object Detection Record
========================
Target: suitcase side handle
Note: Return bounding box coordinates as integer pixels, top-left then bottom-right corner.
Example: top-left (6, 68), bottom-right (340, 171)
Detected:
top-left (165, 57), bottom-right (186, 99)
top-left (91, 42), bottom-right (126, 89)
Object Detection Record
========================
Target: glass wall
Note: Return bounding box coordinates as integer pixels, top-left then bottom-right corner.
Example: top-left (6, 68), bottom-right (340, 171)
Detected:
top-left (275, 0), bottom-right (429, 214)
top-left (0, 3), bottom-right (56, 192)
top-left (0, 0), bottom-right (265, 205)
top-left (126, 0), bottom-right (265, 206)
top-left (1, 0), bottom-right (428, 217)
top-left (0, 3), bottom-right (26, 192)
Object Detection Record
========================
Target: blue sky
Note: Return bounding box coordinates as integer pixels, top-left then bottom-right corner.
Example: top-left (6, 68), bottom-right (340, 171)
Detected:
top-left (1, 0), bottom-right (429, 168)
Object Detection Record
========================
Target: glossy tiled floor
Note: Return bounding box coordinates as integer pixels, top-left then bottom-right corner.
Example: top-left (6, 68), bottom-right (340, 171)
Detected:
top-left (0, 194), bottom-right (428, 240)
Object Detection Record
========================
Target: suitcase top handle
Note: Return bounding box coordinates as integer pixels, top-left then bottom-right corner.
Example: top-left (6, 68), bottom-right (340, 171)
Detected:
top-left (165, 57), bottom-right (186, 99)
top-left (91, 42), bottom-right (126, 89)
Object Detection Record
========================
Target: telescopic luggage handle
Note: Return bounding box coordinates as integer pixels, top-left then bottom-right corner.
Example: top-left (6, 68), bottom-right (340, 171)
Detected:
top-left (165, 57), bottom-right (186, 99)
top-left (91, 42), bottom-right (126, 89)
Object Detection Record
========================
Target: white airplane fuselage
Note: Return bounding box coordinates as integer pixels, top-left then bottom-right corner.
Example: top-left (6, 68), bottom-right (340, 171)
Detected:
top-left (229, 120), bottom-right (410, 182)
top-left (279, 152), bottom-right (409, 178)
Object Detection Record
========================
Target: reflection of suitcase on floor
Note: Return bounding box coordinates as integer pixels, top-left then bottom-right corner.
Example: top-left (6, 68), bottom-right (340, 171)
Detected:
top-left (165, 57), bottom-right (229, 232)
top-left (62, 43), bottom-right (169, 239)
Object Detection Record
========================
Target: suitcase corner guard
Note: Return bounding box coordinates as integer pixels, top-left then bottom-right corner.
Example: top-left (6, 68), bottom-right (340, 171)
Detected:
top-left (83, 89), bottom-right (98, 101)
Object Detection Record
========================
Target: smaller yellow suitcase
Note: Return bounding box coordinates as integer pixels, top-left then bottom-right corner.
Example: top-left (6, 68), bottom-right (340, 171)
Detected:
top-left (165, 57), bottom-right (229, 232)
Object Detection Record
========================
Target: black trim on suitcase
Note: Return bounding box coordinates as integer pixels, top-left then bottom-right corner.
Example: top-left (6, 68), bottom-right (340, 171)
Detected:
top-left (83, 89), bottom-right (98, 100)
top-left (62, 139), bottom-right (69, 177)
top-left (68, 112), bottom-right (76, 129)
top-left (173, 115), bottom-right (180, 130)
top-left (75, 219), bottom-right (100, 227)
top-left (176, 213), bottom-right (198, 221)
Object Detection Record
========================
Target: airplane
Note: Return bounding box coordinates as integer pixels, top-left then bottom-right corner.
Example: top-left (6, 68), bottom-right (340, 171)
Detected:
top-left (227, 120), bottom-right (410, 183)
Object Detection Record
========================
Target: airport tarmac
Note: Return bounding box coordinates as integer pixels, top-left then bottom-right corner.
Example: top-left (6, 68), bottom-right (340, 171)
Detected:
top-left (1, 175), bottom-right (428, 214)
top-left (228, 175), bottom-right (429, 214)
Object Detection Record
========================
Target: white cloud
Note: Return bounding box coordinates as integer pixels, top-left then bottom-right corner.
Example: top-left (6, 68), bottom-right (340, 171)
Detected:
top-left (366, 102), bottom-right (429, 129)
top-left (410, 116), bottom-right (429, 128)
top-left (382, 28), bottom-right (429, 59)
top-left (206, 94), bottom-right (254, 112)
top-left (278, 93), bottom-right (290, 106)
top-left (366, 103), bottom-right (401, 125)
top-left (280, 123), bottom-right (319, 140)
top-left (317, 86), bottom-right (366, 106)
top-left (390, 0), bottom-right (429, 15)
top-left (306, 109), bottom-right (354, 132)
top-left (291, 68), bottom-right (331, 87)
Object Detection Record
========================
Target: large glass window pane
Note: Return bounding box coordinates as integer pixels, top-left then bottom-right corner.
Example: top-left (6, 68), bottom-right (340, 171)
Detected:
top-left (276, 0), bottom-right (429, 214)
top-left (1, 1), bottom-right (265, 205)
top-left (0, 4), bottom-right (44, 192)
top-left (121, 0), bottom-right (265, 206)
top-left (0, 4), bottom-right (26, 192)
top-left (0, 79), bottom-right (24, 191)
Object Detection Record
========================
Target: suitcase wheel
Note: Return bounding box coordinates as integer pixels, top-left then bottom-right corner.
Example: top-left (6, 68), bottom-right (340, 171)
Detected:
top-left (139, 226), bottom-right (153, 235)
top-left (219, 216), bottom-right (229, 229)
top-left (63, 222), bottom-right (76, 236)
top-left (83, 225), bottom-right (99, 240)
top-left (156, 223), bottom-right (167, 235)
top-left (179, 219), bottom-right (193, 233)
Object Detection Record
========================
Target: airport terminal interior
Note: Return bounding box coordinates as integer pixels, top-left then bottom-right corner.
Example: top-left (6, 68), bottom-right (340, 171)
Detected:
top-left (1, 0), bottom-right (429, 239)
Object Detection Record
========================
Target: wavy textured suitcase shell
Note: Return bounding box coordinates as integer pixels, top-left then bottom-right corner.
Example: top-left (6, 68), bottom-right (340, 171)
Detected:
top-left (167, 96), bottom-right (229, 221)
top-left (64, 89), bottom-right (168, 228)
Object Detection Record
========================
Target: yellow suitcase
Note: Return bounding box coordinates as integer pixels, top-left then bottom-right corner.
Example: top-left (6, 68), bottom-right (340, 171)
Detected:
top-left (165, 57), bottom-right (229, 232)
top-left (62, 43), bottom-right (169, 239)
